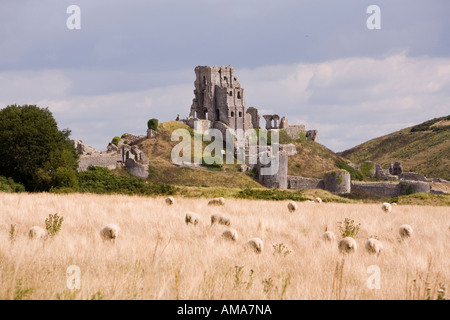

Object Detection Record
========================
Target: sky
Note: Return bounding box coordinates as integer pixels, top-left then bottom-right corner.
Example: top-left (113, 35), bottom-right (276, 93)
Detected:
top-left (0, 0), bottom-right (449, 152)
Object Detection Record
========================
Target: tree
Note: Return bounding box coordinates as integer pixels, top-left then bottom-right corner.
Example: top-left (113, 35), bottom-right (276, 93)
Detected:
top-left (0, 104), bottom-right (79, 191)
top-left (147, 118), bottom-right (159, 131)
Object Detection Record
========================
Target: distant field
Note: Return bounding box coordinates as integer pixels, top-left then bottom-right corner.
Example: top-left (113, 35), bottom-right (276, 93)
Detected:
top-left (0, 193), bottom-right (449, 300)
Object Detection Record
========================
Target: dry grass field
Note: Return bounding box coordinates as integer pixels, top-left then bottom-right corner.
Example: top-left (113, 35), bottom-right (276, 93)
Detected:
top-left (0, 193), bottom-right (449, 300)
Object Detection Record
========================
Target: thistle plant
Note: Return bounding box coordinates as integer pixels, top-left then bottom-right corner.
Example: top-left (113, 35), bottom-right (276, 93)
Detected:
top-left (337, 218), bottom-right (360, 238)
top-left (45, 213), bottom-right (64, 237)
top-left (272, 243), bottom-right (292, 257)
top-left (9, 223), bottom-right (16, 242)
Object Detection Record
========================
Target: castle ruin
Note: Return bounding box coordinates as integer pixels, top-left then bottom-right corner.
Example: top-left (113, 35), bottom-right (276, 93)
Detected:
top-left (71, 64), bottom-right (443, 197)
top-left (185, 66), bottom-right (317, 142)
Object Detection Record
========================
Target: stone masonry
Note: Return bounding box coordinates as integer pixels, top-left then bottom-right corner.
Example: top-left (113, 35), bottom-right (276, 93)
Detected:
top-left (184, 66), bottom-right (317, 139)
top-left (74, 139), bottom-right (149, 179)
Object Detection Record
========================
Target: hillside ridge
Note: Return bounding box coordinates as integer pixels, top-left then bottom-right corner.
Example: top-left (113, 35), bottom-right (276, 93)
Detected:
top-left (339, 115), bottom-right (450, 180)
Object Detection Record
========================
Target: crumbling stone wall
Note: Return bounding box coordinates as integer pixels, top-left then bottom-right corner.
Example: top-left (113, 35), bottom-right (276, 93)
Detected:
top-left (263, 115), bottom-right (280, 129)
top-left (389, 161), bottom-right (403, 175)
top-left (73, 140), bottom-right (95, 156)
top-left (257, 149), bottom-right (288, 189)
top-left (126, 158), bottom-right (149, 179)
top-left (285, 125), bottom-right (306, 140)
top-left (351, 181), bottom-right (430, 197)
top-left (288, 176), bottom-right (323, 190)
top-left (398, 180), bottom-right (430, 194)
top-left (323, 170), bottom-right (351, 194)
top-left (306, 130), bottom-right (318, 142)
top-left (73, 139), bottom-right (149, 179)
top-left (186, 118), bottom-right (211, 134)
top-left (246, 107), bottom-right (260, 130)
top-left (399, 172), bottom-right (428, 182)
top-left (78, 153), bottom-right (122, 172)
top-left (280, 116), bottom-right (288, 129)
top-left (374, 163), bottom-right (398, 180)
top-left (351, 181), bottom-right (400, 197)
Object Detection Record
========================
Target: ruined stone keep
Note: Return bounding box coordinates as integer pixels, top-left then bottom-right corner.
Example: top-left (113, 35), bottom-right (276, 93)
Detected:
top-left (185, 65), bottom-right (317, 142)
top-left (189, 66), bottom-right (247, 132)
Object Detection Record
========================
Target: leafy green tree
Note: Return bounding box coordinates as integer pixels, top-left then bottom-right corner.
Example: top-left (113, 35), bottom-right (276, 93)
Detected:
top-left (147, 118), bottom-right (159, 131)
top-left (0, 105), bottom-right (78, 191)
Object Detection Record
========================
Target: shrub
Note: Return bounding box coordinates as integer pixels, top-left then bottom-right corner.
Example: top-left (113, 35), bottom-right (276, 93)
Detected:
top-left (45, 213), bottom-right (64, 237)
top-left (111, 136), bottom-right (120, 146)
top-left (54, 167), bottom-right (79, 190)
top-left (279, 130), bottom-right (293, 144)
top-left (273, 243), bottom-right (292, 257)
top-left (410, 116), bottom-right (450, 132)
top-left (10, 224), bottom-right (16, 242)
top-left (78, 166), bottom-right (176, 196)
top-left (147, 118), bottom-right (159, 131)
top-left (202, 156), bottom-right (223, 168)
top-left (360, 162), bottom-right (375, 177)
top-left (237, 188), bottom-right (309, 201)
top-left (335, 160), bottom-right (364, 181)
top-left (148, 164), bottom-right (158, 179)
top-left (295, 132), bottom-right (307, 143)
top-left (0, 176), bottom-right (25, 193)
top-left (121, 133), bottom-right (129, 138)
top-left (337, 218), bottom-right (360, 238)
top-left (14, 280), bottom-right (34, 300)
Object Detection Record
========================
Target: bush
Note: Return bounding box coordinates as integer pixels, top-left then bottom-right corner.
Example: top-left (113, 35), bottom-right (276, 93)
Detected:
top-left (279, 130), bottom-right (293, 144)
top-left (410, 116), bottom-right (450, 132)
top-left (295, 132), bottom-right (307, 143)
top-left (335, 160), bottom-right (364, 181)
top-left (111, 136), bottom-right (120, 146)
top-left (237, 188), bottom-right (309, 201)
top-left (202, 156), bottom-right (223, 168)
top-left (0, 176), bottom-right (25, 193)
top-left (147, 118), bottom-right (159, 131)
top-left (337, 218), bottom-right (360, 238)
top-left (54, 167), bottom-right (79, 190)
top-left (45, 213), bottom-right (64, 237)
top-left (78, 166), bottom-right (176, 196)
top-left (360, 162), bottom-right (375, 177)
top-left (148, 164), bottom-right (158, 179)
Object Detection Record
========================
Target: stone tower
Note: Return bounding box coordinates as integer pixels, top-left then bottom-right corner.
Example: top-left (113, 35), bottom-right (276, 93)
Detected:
top-left (188, 66), bottom-right (246, 131)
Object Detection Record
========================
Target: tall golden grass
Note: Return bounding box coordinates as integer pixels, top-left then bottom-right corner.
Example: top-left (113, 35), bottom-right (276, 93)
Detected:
top-left (0, 192), bottom-right (449, 300)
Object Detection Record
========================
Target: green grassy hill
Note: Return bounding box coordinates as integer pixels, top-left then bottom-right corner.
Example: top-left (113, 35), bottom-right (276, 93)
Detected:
top-left (338, 115), bottom-right (450, 180)
top-left (135, 121), bottom-right (261, 188)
